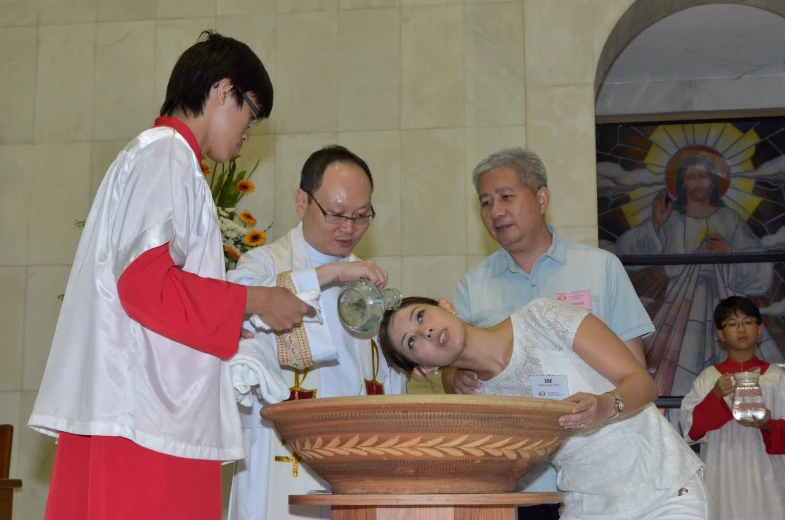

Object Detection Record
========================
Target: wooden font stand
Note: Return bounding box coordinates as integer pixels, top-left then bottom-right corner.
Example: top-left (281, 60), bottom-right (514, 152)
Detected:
top-left (290, 492), bottom-right (562, 520)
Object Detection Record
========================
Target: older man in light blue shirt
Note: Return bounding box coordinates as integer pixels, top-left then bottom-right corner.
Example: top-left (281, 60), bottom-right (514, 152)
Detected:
top-left (455, 226), bottom-right (652, 341)
top-left (445, 148), bottom-right (654, 512)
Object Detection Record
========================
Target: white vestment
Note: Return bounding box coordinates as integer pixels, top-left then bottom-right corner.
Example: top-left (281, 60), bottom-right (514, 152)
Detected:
top-left (226, 224), bottom-right (407, 520)
top-left (680, 364), bottom-right (785, 520)
top-left (615, 207), bottom-right (778, 395)
top-left (28, 127), bottom-right (244, 461)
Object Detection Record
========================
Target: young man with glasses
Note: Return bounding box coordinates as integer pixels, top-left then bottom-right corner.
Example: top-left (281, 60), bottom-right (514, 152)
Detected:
top-left (680, 295), bottom-right (785, 520)
top-left (226, 145), bottom-right (407, 520)
top-left (29, 30), bottom-right (314, 520)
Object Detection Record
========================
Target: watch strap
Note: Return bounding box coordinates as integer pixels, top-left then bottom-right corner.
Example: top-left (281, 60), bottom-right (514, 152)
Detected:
top-left (609, 390), bottom-right (623, 420)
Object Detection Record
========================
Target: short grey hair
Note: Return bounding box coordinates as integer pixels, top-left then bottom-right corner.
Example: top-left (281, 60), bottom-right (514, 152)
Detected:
top-left (471, 147), bottom-right (548, 194)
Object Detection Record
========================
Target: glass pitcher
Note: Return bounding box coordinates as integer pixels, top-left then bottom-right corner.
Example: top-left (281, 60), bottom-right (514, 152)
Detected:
top-left (730, 369), bottom-right (766, 421)
top-left (337, 280), bottom-right (402, 333)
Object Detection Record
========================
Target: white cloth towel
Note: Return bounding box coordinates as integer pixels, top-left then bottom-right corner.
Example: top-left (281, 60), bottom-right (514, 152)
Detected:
top-left (248, 289), bottom-right (323, 331)
top-left (229, 289), bottom-right (324, 406)
top-left (229, 337), bottom-right (290, 406)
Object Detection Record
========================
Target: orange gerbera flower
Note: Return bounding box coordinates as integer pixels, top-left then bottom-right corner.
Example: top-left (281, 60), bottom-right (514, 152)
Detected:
top-left (224, 245), bottom-right (240, 261)
top-left (244, 230), bottom-right (266, 247)
top-left (238, 210), bottom-right (257, 226)
top-left (200, 162), bottom-right (210, 175)
top-left (236, 180), bottom-right (255, 193)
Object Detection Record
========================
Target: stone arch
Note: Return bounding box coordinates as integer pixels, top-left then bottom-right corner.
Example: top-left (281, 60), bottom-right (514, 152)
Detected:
top-left (594, 0), bottom-right (785, 99)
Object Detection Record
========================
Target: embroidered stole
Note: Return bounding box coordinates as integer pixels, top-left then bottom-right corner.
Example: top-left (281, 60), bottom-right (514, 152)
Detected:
top-left (264, 225), bottom-right (386, 519)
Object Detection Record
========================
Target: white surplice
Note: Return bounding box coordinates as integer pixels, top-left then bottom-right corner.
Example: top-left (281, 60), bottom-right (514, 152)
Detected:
top-left (226, 224), bottom-right (407, 520)
top-left (28, 127), bottom-right (244, 461)
top-left (680, 364), bottom-right (785, 520)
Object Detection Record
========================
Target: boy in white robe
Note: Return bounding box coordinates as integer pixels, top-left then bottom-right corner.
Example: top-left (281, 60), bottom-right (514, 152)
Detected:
top-left (680, 296), bottom-right (785, 520)
top-left (28, 31), bottom-right (313, 520)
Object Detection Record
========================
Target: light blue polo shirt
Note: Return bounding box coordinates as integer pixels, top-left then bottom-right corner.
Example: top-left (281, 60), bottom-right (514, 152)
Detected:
top-left (455, 227), bottom-right (653, 339)
top-left (453, 227), bottom-right (655, 492)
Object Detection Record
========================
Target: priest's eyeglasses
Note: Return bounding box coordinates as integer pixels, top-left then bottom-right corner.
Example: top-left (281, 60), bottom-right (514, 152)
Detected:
top-left (305, 190), bottom-right (375, 226)
top-left (723, 319), bottom-right (758, 331)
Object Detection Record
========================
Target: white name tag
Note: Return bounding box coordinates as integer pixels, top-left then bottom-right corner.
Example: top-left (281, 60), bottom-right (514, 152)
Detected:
top-left (529, 375), bottom-right (569, 400)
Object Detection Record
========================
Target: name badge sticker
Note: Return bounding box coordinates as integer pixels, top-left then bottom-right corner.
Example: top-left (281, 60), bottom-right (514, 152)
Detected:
top-left (529, 375), bottom-right (569, 400)
top-left (554, 290), bottom-right (592, 310)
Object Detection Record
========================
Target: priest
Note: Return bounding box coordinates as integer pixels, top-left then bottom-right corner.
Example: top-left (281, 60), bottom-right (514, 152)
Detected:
top-left (227, 145), bottom-right (407, 520)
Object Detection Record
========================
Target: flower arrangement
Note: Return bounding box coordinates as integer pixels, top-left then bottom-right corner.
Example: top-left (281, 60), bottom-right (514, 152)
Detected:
top-left (202, 155), bottom-right (271, 271)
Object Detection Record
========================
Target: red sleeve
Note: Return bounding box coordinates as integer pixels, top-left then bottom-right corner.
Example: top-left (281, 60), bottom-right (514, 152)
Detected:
top-left (117, 243), bottom-right (247, 360)
top-left (688, 390), bottom-right (734, 441)
top-left (761, 418), bottom-right (785, 454)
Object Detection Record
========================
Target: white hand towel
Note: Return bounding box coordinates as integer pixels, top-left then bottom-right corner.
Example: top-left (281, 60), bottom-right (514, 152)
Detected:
top-left (229, 337), bottom-right (290, 406)
top-left (248, 289), bottom-right (323, 331)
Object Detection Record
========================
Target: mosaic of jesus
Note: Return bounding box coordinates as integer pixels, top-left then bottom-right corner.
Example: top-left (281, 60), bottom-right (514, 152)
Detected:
top-left (596, 119), bottom-right (785, 397)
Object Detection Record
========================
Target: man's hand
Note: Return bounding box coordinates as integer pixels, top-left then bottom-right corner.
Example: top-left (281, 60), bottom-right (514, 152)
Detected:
top-left (316, 261), bottom-right (388, 289)
top-left (452, 369), bottom-right (482, 395)
top-left (652, 189), bottom-right (672, 232)
top-left (712, 373), bottom-right (734, 399)
top-left (707, 234), bottom-right (731, 254)
top-left (245, 286), bottom-right (316, 332)
top-left (738, 408), bottom-right (771, 430)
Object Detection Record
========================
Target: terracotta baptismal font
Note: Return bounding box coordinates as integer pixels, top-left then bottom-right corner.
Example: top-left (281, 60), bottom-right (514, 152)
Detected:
top-left (262, 394), bottom-right (572, 519)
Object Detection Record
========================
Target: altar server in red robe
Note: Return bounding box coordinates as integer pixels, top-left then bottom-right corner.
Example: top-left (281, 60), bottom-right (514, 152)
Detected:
top-left (28, 30), bottom-right (313, 520)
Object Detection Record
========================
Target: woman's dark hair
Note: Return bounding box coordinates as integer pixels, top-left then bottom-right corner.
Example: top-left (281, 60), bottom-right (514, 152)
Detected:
top-left (378, 296), bottom-right (440, 373)
top-left (160, 30), bottom-right (273, 120)
top-left (713, 296), bottom-right (762, 329)
top-left (300, 145), bottom-right (374, 194)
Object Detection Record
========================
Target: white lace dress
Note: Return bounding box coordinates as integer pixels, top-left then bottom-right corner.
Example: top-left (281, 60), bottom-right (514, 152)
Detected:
top-left (477, 298), bottom-right (703, 520)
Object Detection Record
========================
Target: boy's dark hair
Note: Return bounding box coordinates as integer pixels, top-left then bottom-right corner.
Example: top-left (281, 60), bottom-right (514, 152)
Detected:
top-left (378, 296), bottom-right (440, 373)
top-left (713, 296), bottom-right (762, 329)
top-left (160, 30), bottom-right (273, 120)
top-left (300, 145), bottom-right (374, 195)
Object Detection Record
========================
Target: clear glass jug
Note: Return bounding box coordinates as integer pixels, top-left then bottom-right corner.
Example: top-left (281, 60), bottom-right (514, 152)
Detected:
top-left (337, 280), bottom-right (402, 333)
top-left (731, 369), bottom-right (766, 421)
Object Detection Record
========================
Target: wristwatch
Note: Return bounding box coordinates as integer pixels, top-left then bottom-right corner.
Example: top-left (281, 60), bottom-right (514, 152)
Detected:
top-left (609, 390), bottom-right (624, 420)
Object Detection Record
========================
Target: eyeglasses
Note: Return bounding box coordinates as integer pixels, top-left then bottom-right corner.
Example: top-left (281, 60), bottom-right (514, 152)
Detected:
top-left (238, 90), bottom-right (262, 130)
top-left (723, 319), bottom-right (758, 331)
top-left (304, 190), bottom-right (375, 226)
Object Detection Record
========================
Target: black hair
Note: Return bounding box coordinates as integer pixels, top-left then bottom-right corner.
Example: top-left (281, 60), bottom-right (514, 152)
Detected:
top-left (673, 155), bottom-right (725, 214)
top-left (160, 30), bottom-right (273, 120)
top-left (378, 296), bottom-right (440, 373)
top-left (713, 296), bottom-right (762, 329)
top-left (300, 145), bottom-right (374, 194)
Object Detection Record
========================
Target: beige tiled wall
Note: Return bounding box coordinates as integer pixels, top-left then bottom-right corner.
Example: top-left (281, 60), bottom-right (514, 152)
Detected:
top-left (0, 0), bottom-right (638, 517)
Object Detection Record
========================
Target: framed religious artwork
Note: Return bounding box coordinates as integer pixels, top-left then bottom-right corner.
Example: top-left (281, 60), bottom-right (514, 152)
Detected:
top-left (596, 115), bottom-right (785, 403)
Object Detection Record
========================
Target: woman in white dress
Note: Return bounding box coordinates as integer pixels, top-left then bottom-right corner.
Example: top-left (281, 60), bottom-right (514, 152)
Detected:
top-left (378, 296), bottom-right (710, 520)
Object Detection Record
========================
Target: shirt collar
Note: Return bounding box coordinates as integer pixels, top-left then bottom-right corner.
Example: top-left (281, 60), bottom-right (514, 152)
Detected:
top-left (492, 226), bottom-right (566, 278)
top-left (153, 116), bottom-right (202, 161)
top-left (715, 356), bottom-right (769, 375)
top-left (304, 240), bottom-right (346, 268)
top-left (544, 227), bottom-right (567, 264)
